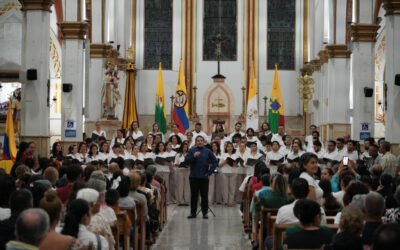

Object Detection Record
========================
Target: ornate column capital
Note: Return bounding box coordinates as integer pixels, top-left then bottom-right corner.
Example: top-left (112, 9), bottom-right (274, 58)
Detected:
top-left (58, 22), bottom-right (89, 40)
top-left (318, 49), bottom-right (329, 64)
top-left (325, 44), bottom-right (352, 59)
top-left (383, 0), bottom-right (400, 15)
top-left (90, 43), bottom-right (113, 58)
top-left (350, 24), bottom-right (380, 42)
top-left (310, 58), bottom-right (321, 71)
top-left (18, 0), bottom-right (53, 11)
top-left (300, 63), bottom-right (314, 76)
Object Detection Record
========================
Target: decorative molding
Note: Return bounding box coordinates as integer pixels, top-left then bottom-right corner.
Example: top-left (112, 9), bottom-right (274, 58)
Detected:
top-left (350, 24), bottom-right (380, 42)
top-left (18, 0), bottom-right (52, 12)
top-left (300, 63), bottom-right (314, 76)
top-left (0, 2), bottom-right (21, 15)
top-left (59, 22), bottom-right (89, 40)
top-left (318, 49), bottom-right (329, 64)
top-left (90, 43), bottom-right (112, 58)
top-left (383, 0), bottom-right (400, 15)
top-left (310, 58), bottom-right (321, 71)
top-left (49, 36), bottom-right (61, 78)
top-left (325, 44), bottom-right (352, 58)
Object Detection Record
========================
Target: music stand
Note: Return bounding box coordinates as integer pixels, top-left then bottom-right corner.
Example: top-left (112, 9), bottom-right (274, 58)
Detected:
top-left (195, 169), bottom-right (218, 217)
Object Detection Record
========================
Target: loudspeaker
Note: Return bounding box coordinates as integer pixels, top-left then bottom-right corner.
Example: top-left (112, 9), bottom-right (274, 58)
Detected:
top-left (395, 74), bottom-right (400, 86)
top-left (364, 87), bottom-right (373, 97)
top-left (27, 69), bottom-right (37, 80)
top-left (62, 83), bottom-right (73, 92)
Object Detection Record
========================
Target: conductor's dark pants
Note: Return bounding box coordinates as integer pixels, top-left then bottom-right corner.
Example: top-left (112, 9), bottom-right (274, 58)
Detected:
top-left (189, 177), bottom-right (209, 215)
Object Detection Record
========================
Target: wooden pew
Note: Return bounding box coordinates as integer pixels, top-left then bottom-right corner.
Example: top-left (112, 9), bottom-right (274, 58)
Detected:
top-left (110, 223), bottom-right (119, 250)
top-left (120, 207), bottom-right (138, 250)
top-left (243, 182), bottom-right (251, 234)
top-left (135, 203), bottom-right (146, 250)
top-left (273, 224), bottom-right (339, 250)
top-left (115, 212), bottom-right (130, 250)
top-left (258, 208), bottom-right (279, 250)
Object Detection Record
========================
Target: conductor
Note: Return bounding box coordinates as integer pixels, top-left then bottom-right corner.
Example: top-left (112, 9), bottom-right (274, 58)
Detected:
top-left (185, 135), bottom-right (218, 219)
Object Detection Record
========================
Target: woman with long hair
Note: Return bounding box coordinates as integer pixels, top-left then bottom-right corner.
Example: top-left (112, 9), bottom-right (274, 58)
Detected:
top-left (123, 139), bottom-right (134, 156)
top-left (149, 122), bottom-right (164, 142)
top-left (267, 141), bottom-right (285, 174)
top-left (218, 142), bottom-right (238, 206)
top-left (174, 142), bottom-right (190, 205)
top-left (39, 190), bottom-right (79, 250)
top-left (128, 121), bottom-right (144, 143)
top-left (78, 142), bottom-right (87, 163)
top-left (66, 144), bottom-right (82, 162)
top-left (154, 142), bottom-right (172, 202)
top-left (299, 152), bottom-right (323, 203)
top-left (318, 179), bottom-right (342, 211)
top-left (50, 142), bottom-right (63, 161)
top-left (62, 199), bottom-right (108, 250)
top-left (99, 141), bottom-right (110, 161)
top-left (169, 135), bottom-right (182, 151)
top-left (87, 144), bottom-right (101, 163)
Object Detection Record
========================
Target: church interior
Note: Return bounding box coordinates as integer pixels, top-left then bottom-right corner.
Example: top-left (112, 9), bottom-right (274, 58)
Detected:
top-left (0, 0), bottom-right (400, 250)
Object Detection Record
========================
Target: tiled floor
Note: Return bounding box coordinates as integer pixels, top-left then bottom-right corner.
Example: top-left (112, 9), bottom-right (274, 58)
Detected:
top-left (151, 205), bottom-right (252, 250)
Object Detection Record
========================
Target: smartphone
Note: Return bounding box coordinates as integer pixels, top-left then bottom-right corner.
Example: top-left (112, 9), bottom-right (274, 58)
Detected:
top-left (343, 157), bottom-right (349, 166)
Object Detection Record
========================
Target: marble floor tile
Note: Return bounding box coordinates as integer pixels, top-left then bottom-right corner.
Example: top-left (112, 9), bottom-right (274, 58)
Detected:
top-left (151, 205), bottom-right (252, 250)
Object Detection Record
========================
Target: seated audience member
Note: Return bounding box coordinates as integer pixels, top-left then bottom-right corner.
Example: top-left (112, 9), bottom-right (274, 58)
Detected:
top-left (276, 178), bottom-right (327, 225)
top-left (371, 164), bottom-right (383, 190)
top-left (299, 152), bottom-right (323, 203)
top-left (56, 164), bottom-right (83, 203)
top-left (372, 223), bottom-right (400, 250)
top-left (377, 173), bottom-right (393, 200)
top-left (28, 179), bottom-right (52, 207)
top-left (0, 174), bottom-right (16, 220)
top-left (333, 171), bottom-right (355, 205)
top-left (43, 167), bottom-right (59, 188)
top-left (323, 230), bottom-right (363, 250)
top-left (283, 199), bottom-right (335, 249)
top-left (105, 189), bottom-right (132, 233)
top-left (62, 199), bottom-right (108, 250)
top-left (77, 188), bottom-right (115, 249)
top-left (338, 205), bottom-right (364, 235)
top-left (6, 208), bottom-right (49, 250)
top-left (39, 191), bottom-right (78, 250)
top-left (128, 172), bottom-right (149, 221)
top-left (318, 179), bottom-right (342, 211)
top-left (255, 174), bottom-right (293, 212)
top-left (116, 175), bottom-right (136, 210)
top-left (379, 141), bottom-right (399, 177)
top-left (362, 192), bottom-right (385, 246)
top-left (383, 185), bottom-right (400, 223)
top-left (250, 174), bottom-right (271, 214)
top-left (0, 189), bottom-right (33, 249)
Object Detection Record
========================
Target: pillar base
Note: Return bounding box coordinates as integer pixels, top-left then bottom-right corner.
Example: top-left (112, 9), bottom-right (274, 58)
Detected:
top-left (20, 136), bottom-right (50, 158)
top-left (320, 124), bottom-right (351, 146)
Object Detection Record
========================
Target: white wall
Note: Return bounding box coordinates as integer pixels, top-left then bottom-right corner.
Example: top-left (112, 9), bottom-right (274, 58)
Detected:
top-left (134, 0), bottom-right (304, 117)
top-left (0, 9), bottom-right (23, 70)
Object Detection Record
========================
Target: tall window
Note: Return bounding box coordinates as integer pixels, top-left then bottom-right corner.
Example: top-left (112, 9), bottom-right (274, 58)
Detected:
top-left (144, 0), bottom-right (173, 69)
top-left (203, 0), bottom-right (237, 61)
top-left (267, 0), bottom-right (295, 70)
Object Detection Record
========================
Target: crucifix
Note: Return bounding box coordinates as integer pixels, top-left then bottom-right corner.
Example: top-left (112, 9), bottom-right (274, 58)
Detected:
top-left (212, 0), bottom-right (228, 79)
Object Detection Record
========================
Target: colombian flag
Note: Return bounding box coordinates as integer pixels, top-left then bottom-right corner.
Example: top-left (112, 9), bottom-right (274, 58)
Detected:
top-left (268, 64), bottom-right (285, 133)
top-left (155, 63), bottom-right (167, 134)
top-left (3, 98), bottom-right (17, 160)
top-left (172, 60), bottom-right (189, 134)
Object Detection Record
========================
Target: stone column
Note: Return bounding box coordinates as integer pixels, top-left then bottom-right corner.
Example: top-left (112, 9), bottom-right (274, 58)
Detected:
top-left (350, 0), bottom-right (379, 142)
top-left (19, 0), bottom-right (53, 156)
top-left (383, 0), bottom-right (400, 144)
top-left (59, 22), bottom-right (89, 142)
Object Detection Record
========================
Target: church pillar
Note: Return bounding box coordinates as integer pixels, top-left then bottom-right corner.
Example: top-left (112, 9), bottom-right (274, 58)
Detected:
top-left (383, 0), bottom-right (400, 144)
top-left (59, 1), bottom-right (89, 142)
top-left (350, 0), bottom-right (379, 142)
top-left (86, 0), bottom-right (112, 133)
top-left (19, 0), bottom-right (53, 156)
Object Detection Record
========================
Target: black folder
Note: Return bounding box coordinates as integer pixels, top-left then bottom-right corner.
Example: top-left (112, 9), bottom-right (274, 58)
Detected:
top-left (270, 157), bottom-right (284, 165)
top-left (246, 158), bottom-right (257, 166)
top-left (287, 157), bottom-right (299, 163)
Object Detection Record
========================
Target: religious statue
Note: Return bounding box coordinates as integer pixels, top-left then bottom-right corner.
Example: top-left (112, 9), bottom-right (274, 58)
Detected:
top-left (101, 70), bottom-right (122, 119)
top-left (12, 88), bottom-right (21, 137)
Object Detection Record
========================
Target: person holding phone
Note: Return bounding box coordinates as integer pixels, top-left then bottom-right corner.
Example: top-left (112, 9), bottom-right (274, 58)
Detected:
top-left (185, 136), bottom-right (218, 219)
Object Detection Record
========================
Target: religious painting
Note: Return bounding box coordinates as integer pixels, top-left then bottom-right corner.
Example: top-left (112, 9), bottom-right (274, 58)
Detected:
top-left (203, 0), bottom-right (237, 61)
top-left (144, 0), bottom-right (173, 69)
top-left (267, 0), bottom-right (296, 70)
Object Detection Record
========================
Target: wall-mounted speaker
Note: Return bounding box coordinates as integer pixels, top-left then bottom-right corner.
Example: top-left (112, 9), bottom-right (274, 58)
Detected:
top-left (364, 87), bottom-right (373, 97)
top-left (395, 74), bottom-right (400, 86)
top-left (27, 69), bottom-right (37, 80)
top-left (62, 83), bottom-right (73, 92)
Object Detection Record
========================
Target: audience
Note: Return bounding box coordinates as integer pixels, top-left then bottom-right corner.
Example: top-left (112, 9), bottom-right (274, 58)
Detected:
top-left (362, 191), bottom-right (385, 246)
top-left (6, 208), bottom-right (49, 250)
top-left (372, 223), bottom-right (400, 250)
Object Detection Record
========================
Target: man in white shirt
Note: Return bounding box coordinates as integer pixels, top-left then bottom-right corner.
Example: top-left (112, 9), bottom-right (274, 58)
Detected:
top-left (276, 178), bottom-right (327, 225)
top-left (311, 140), bottom-right (326, 159)
top-left (271, 125), bottom-right (286, 146)
top-left (345, 140), bottom-right (360, 162)
top-left (192, 122), bottom-right (209, 144)
top-left (304, 124), bottom-right (317, 151)
top-left (336, 137), bottom-right (346, 160)
top-left (324, 140), bottom-right (341, 162)
top-left (229, 122), bottom-right (245, 140)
